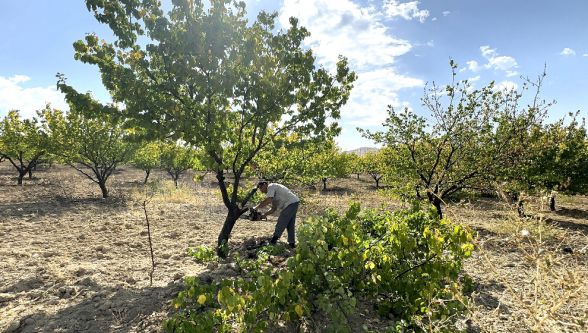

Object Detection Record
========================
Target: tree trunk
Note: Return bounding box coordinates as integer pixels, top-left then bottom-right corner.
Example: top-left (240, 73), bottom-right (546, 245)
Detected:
top-left (356, 173), bottom-right (360, 179)
top-left (517, 200), bottom-right (525, 218)
top-left (322, 178), bottom-right (327, 191)
top-left (549, 195), bottom-right (556, 211)
top-left (28, 168), bottom-right (33, 179)
top-left (17, 172), bottom-right (25, 185)
top-left (427, 192), bottom-right (443, 219)
top-left (99, 181), bottom-right (109, 198)
top-left (375, 178), bottom-right (380, 189)
top-left (217, 209), bottom-right (239, 258)
top-left (433, 198), bottom-right (443, 219)
top-left (143, 169), bottom-right (151, 185)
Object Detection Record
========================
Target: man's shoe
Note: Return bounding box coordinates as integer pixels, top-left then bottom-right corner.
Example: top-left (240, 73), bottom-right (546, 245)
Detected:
top-left (288, 243), bottom-right (296, 249)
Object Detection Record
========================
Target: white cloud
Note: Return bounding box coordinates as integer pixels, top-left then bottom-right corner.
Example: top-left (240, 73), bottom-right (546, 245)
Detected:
top-left (383, 0), bottom-right (430, 23)
top-left (280, 0), bottom-right (412, 68)
top-left (343, 68), bottom-right (423, 126)
top-left (442, 10), bottom-right (451, 16)
top-left (0, 75), bottom-right (68, 119)
top-left (583, 53), bottom-right (588, 57)
top-left (280, 0), bottom-right (424, 132)
top-left (466, 60), bottom-right (480, 72)
top-left (431, 17), bottom-right (437, 21)
top-left (480, 45), bottom-right (519, 77)
top-left (560, 47), bottom-right (576, 56)
top-left (494, 80), bottom-right (518, 92)
top-left (468, 75), bottom-right (481, 82)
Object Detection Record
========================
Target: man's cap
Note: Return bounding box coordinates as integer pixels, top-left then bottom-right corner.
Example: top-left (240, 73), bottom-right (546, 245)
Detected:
top-left (256, 180), bottom-right (268, 188)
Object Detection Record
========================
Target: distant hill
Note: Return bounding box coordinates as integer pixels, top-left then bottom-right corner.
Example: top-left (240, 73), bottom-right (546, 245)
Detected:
top-left (345, 147), bottom-right (379, 156)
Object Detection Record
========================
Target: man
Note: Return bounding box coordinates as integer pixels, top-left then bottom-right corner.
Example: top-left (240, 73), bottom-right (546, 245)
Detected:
top-left (253, 181), bottom-right (300, 248)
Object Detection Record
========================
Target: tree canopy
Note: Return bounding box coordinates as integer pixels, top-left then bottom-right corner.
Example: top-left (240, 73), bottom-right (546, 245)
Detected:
top-left (0, 110), bottom-right (48, 185)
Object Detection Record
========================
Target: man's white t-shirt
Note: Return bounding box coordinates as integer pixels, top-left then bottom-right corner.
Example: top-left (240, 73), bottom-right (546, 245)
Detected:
top-left (267, 183), bottom-right (299, 213)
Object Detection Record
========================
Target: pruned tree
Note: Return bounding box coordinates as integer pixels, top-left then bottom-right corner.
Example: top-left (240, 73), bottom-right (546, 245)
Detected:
top-left (66, 0), bottom-right (356, 256)
top-left (307, 141), bottom-right (350, 191)
top-left (361, 149), bottom-right (386, 189)
top-left (40, 100), bottom-right (135, 198)
top-left (160, 142), bottom-right (200, 188)
top-left (132, 141), bottom-right (162, 184)
top-left (361, 61), bottom-right (548, 218)
top-left (347, 152), bottom-right (363, 180)
top-left (0, 110), bottom-right (47, 185)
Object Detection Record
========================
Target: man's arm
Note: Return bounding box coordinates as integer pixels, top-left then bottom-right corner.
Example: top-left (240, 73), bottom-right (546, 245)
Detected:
top-left (254, 197), bottom-right (273, 211)
top-left (263, 198), bottom-right (278, 216)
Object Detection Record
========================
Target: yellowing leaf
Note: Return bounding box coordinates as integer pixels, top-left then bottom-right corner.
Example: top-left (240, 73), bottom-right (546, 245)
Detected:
top-left (197, 294), bottom-right (206, 305)
top-left (295, 304), bottom-right (304, 317)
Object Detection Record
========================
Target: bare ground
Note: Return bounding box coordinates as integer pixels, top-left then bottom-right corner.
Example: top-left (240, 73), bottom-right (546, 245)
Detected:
top-left (0, 163), bottom-right (586, 332)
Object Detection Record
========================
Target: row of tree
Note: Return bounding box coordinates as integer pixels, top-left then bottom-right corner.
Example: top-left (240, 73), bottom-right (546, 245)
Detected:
top-left (0, 107), bottom-right (204, 196)
top-left (0, 106), bottom-right (391, 195)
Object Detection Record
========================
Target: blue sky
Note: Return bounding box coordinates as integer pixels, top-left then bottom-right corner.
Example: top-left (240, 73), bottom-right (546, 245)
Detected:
top-left (1, 0), bottom-right (587, 150)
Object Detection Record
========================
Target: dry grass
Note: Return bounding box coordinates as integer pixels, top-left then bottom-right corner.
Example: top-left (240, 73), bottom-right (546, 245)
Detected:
top-left (0, 163), bottom-right (586, 332)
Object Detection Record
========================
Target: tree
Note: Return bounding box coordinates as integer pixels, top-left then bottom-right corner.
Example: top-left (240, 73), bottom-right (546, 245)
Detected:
top-left (307, 141), bottom-right (350, 190)
top-left (40, 102), bottom-right (135, 198)
top-left (504, 112), bottom-right (588, 211)
top-left (160, 142), bottom-right (200, 188)
top-left (361, 149), bottom-right (386, 188)
top-left (347, 152), bottom-right (363, 179)
top-left (132, 141), bottom-right (162, 184)
top-left (67, 0), bottom-right (356, 256)
top-left (361, 62), bottom-right (548, 218)
top-left (0, 110), bottom-right (47, 185)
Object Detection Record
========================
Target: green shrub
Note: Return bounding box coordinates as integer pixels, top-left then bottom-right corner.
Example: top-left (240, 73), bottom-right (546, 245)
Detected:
top-left (165, 202), bottom-right (473, 332)
top-left (188, 245), bottom-right (217, 264)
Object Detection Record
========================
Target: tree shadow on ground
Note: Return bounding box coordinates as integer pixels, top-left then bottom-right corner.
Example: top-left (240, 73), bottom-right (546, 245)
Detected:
top-left (555, 207), bottom-right (588, 221)
top-left (319, 186), bottom-right (358, 195)
top-left (472, 280), bottom-right (508, 312)
top-left (9, 279), bottom-right (183, 333)
top-left (545, 216), bottom-right (588, 236)
top-left (0, 196), bottom-right (129, 219)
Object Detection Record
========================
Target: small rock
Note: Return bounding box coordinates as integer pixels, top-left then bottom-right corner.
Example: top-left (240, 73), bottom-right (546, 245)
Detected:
top-left (173, 272), bottom-right (184, 280)
top-left (126, 277), bottom-right (137, 285)
top-left (161, 253), bottom-right (171, 259)
top-left (24, 317), bottom-right (34, 325)
top-left (74, 268), bottom-right (88, 277)
top-left (96, 253), bottom-right (105, 259)
top-left (95, 245), bottom-right (105, 253)
top-left (77, 277), bottom-right (93, 286)
top-left (43, 251), bottom-right (57, 258)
